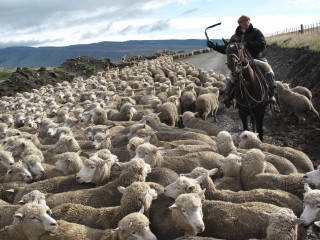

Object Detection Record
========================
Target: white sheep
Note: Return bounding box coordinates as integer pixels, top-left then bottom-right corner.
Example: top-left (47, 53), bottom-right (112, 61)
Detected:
top-left (276, 81), bottom-right (319, 123)
top-left (0, 150), bottom-right (15, 173)
top-left (303, 165), bottom-right (320, 188)
top-left (54, 151), bottom-right (84, 176)
top-left (156, 101), bottom-right (179, 127)
top-left (211, 130), bottom-right (238, 157)
top-left (51, 181), bottom-right (158, 229)
top-left (0, 161), bottom-right (33, 183)
top-left (300, 183), bottom-right (320, 226)
top-left (257, 207), bottom-right (305, 239)
top-left (239, 130), bottom-right (314, 173)
top-left (195, 88), bottom-right (219, 121)
top-left (91, 131), bottom-right (112, 150)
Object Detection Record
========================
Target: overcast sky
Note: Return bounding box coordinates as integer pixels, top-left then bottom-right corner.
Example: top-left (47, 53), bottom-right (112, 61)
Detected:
top-left (0, 0), bottom-right (319, 48)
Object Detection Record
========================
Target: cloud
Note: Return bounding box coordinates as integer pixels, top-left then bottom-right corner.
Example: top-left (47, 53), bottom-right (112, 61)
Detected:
top-left (182, 8), bottom-right (197, 15)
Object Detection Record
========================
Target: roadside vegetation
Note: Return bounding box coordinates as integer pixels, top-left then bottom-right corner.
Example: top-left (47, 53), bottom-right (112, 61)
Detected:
top-left (266, 32), bottom-right (320, 52)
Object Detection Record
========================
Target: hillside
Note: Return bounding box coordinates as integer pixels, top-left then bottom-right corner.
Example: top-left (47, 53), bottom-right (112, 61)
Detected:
top-left (0, 39), bottom-right (221, 68)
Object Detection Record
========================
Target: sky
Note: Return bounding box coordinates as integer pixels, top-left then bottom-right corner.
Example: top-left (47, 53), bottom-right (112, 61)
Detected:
top-left (0, 0), bottom-right (319, 48)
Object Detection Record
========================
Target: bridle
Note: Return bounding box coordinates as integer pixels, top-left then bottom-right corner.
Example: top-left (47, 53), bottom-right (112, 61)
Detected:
top-left (226, 43), bottom-right (249, 77)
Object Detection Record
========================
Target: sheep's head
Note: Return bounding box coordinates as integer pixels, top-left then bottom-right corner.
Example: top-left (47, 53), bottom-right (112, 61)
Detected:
top-left (300, 183), bottom-right (320, 226)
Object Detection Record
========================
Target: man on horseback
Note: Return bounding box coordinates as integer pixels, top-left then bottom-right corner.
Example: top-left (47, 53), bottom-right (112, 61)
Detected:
top-left (206, 15), bottom-right (277, 108)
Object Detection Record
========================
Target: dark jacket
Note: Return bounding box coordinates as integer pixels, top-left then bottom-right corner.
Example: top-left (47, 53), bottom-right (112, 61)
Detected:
top-left (214, 23), bottom-right (266, 59)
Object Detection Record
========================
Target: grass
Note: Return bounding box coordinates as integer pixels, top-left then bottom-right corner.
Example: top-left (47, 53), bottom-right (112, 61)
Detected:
top-left (0, 70), bottom-right (13, 83)
top-left (266, 32), bottom-right (320, 52)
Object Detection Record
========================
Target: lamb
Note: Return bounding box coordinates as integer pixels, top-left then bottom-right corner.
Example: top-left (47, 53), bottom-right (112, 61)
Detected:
top-left (211, 130), bottom-right (238, 157)
top-left (0, 190), bottom-right (52, 229)
top-left (257, 207), bottom-right (305, 240)
top-left (0, 203), bottom-right (58, 240)
top-left (150, 192), bottom-right (205, 240)
top-left (276, 81), bottom-right (319, 123)
top-left (179, 167), bottom-right (303, 216)
top-left (180, 111), bottom-right (221, 137)
top-left (41, 209), bottom-right (157, 240)
top-left (300, 183), bottom-right (320, 226)
top-left (135, 142), bottom-right (223, 174)
top-left (239, 130), bottom-right (314, 173)
top-left (195, 88), bottom-right (219, 121)
top-left (0, 161), bottom-right (33, 183)
top-left (45, 158), bottom-right (151, 208)
top-left (75, 156), bottom-right (112, 186)
top-left (51, 181), bottom-right (158, 229)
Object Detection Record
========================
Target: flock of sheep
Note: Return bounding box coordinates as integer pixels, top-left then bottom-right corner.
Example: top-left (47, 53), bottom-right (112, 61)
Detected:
top-left (0, 48), bottom-right (320, 240)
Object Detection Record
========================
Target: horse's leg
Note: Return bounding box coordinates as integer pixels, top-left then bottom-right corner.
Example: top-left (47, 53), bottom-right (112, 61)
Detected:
top-left (255, 107), bottom-right (267, 141)
top-left (238, 109), bottom-right (249, 131)
top-left (250, 113), bottom-right (257, 133)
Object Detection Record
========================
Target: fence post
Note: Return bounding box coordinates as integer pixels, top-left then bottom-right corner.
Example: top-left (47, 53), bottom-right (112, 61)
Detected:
top-left (300, 24), bottom-right (304, 34)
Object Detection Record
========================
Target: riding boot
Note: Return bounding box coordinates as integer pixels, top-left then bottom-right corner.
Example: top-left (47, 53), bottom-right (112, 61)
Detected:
top-left (265, 72), bottom-right (277, 103)
top-left (223, 80), bottom-right (235, 108)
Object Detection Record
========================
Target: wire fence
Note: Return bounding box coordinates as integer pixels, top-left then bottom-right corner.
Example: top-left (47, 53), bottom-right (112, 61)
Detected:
top-left (265, 22), bottom-right (320, 37)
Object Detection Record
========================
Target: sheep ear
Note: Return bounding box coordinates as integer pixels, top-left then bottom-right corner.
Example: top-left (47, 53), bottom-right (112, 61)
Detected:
top-left (219, 158), bottom-right (226, 164)
top-left (180, 173), bottom-right (191, 177)
top-left (17, 200), bottom-right (25, 205)
top-left (139, 206), bottom-right (145, 214)
top-left (117, 186), bottom-right (126, 194)
top-left (116, 162), bottom-right (125, 168)
top-left (45, 193), bottom-right (53, 198)
top-left (187, 184), bottom-right (195, 192)
top-left (139, 191), bottom-right (148, 198)
top-left (76, 150), bottom-right (82, 155)
top-left (210, 136), bottom-right (217, 141)
top-left (169, 203), bottom-right (177, 210)
top-left (208, 168), bottom-right (218, 176)
top-left (7, 170), bottom-right (13, 175)
top-left (304, 183), bottom-right (312, 193)
top-left (196, 175), bottom-right (205, 184)
top-left (294, 218), bottom-right (306, 225)
top-left (14, 212), bottom-right (24, 219)
top-left (198, 188), bottom-right (206, 197)
top-left (257, 210), bottom-right (270, 221)
top-left (6, 189), bottom-right (15, 193)
top-left (114, 226), bottom-right (123, 232)
top-left (314, 221), bottom-right (320, 227)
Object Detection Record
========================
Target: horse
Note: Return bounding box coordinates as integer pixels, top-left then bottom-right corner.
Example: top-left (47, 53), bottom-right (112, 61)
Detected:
top-left (224, 40), bottom-right (269, 141)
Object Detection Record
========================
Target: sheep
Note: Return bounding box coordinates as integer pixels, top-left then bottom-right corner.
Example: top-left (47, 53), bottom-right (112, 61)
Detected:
top-left (303, 164), bottom-right (320, 188)
top-left (160, 144), bottom-right (216, 157)
top-left (179, 111), bottom-right (221, 137)
top-left (179, 167), bottom-right (303, 216)
top-left (0, 123), bottom-right (8, 139)
top-left (38, 118), bottom-right (54, 139)
top-left (0, 113), bottom-right (14, 128)
top-left (150, 192), bottom-right (205, 240)
top-left (156, 101), bottom-right (179, 127)
top-left (41, 209), bottom-right (157, 240)
top-left (45, 158), bottom-right (151, 208)
top-left (92, 131), bottom-right (112, 150)
top-left (257, 207), bottom-right (305, 240)
top-left (211, 130), bottom-right (237, 157)
top-left (0, 150), bottom-right (14, 173)
top-left (146, 167), bottom-right (179, 187)
top-left (75, 156), bottom-right (112, 186)
top-left (20, 154), bottom-right (45, 177)
top-left (89, 148), bottom-right (119, 166)
top-left (53, 151), bottom-right (84, 176)
top-left (240, 148), bottom-right (305, 198)
top-left (8, 137), bottom-right (44, 162)
top-left (51, 181), bottom-right (158, 229)
top-left (0, 190), bottom-right (52, 229)
top-left (84, 124), bottom-right (110, 141)
top-left (0, 203), bottom-right (58, 240)
top-left (107, 102), bottom-right (137, 121)
top-left (43, 125), bottom-right (73, 145)
top-left (291, 85), bottom-right (313, 100)
top-left (180, 86), bottom-right (197, 113)
top-left (201, 200), bottom-right (280, 239)
top-left (195, 88), bottom-right (219, 121)
top-left (135, 142), bottom-right (223, 174)
top-left (300, 183), bottom-right (320, 226)
top-left (239, 130), bottom-right (314, 173)
top-left (276, 81), bottom-right (319, 123)
top-left (0, 161), bottom-right (33, 183)
top-left (127, 136), bottom-right (151, 158)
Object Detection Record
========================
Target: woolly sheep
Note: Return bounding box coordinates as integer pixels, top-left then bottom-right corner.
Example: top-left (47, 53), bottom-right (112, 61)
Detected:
top-left (21, 154), bottom-right (45, 177)
top-left (108, 102), bottom-right (137, 121)
top-left (276, 81), bottom-right (319, 123)
top-left (8, 137), bottom-right (44, 162)
top-left (257, 207), bottom-right (305, 239)
top-left (195, 88), bottom-right (219, 121)
top-left (45, 158), bottom-right (151, 208)
top-left (239, 130), bottom-right (314, 173)
top-left (0, 190), bottom-right (52, 229)
top-left (300, 183), bottom-right (320, 226)
top-left (91, 131), bottom-right (112, 150)
top-left (303, 165), bottom-right (320, 188)
top-left (150, 192), bottom-right (205, 240)
top-left (156, 101), bottom-right (179, 127)
top-left (54, 151), bottom-right (84, 176)
top-left (291, 85), bottom-right (313, 100)
top-left (0, 203), bottom-right (57, 239)
top-left (127, 136), bottom-right (151, 158)
top-left (211, 130), bottom-right (237, 157)
top-left (89, 148), bottom-right (118, 166)
top-left (51, 181), bottom-right (158, 229)
top-left (135, 142), bottom-right (223, 174)
top-left (0, 150), bottom-right (14, 173)
top-left (180, 111), bottom-right (221, 137)
top-left (180, 87), bottom-right (197, 114)
top-left (146, 167), bottom-right (179, 187)
top-left (76, 156), bottom-right (112, 186)
top-left (0, 113), bottom-right (14, 128)
top-left (180, 166), bottom-right (303, 216)
top-left (0, 161), bottom-right (32, 183)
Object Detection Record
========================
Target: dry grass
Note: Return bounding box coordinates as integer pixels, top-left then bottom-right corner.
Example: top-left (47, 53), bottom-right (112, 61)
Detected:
top-left (266, 32), bottom-right (320, 52)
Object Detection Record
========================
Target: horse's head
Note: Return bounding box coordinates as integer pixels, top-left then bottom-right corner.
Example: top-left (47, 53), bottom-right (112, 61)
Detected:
top-left (224, 39), bottom-right (248, 75)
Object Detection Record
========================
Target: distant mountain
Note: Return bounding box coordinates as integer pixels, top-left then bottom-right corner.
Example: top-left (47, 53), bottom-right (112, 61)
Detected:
top-left (0, 39), bottom-right (223, 68)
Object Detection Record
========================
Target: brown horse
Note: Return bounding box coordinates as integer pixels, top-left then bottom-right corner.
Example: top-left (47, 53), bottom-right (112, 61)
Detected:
top-left (224, 40), bottom-right (269, 141)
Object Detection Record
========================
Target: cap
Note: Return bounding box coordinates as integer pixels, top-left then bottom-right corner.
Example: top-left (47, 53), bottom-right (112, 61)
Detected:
top-left (238, 15), bottom-right (250, 23)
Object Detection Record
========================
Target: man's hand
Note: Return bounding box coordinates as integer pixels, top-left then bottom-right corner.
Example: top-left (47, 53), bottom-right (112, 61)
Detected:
top-left (206, 40), bottom-right (214, 49)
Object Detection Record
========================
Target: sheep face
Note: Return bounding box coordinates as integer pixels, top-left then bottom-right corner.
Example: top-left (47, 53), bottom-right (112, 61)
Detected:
top-left (27, 160), bottom-right (45, 176)
top-left (164, 176), bottom-right (203, 200)
top-left (76, 158), bottom-right (99, 183)
top-left (134, 143), bottom-right (159, 168)
top-left (300, 184), bottom-right (320, 226)
top-left (19, 190), bottom-right (51, 215)
top-left (7, 162), bottom-right (33, 183)
top-left (170, 193), bottom-right (205, 235)
top-left (55, 152), bottom-right (82, 175)
top-left (303, 168), bottom-right (320, 188)
top-left (14, 203), bottom-right (57, 233)
top-left (0, 150), bottom-right (14, 168)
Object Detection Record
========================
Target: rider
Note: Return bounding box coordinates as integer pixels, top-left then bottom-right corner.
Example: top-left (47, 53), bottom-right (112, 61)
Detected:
top-left (206, 15), bottom-right (277, 108)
